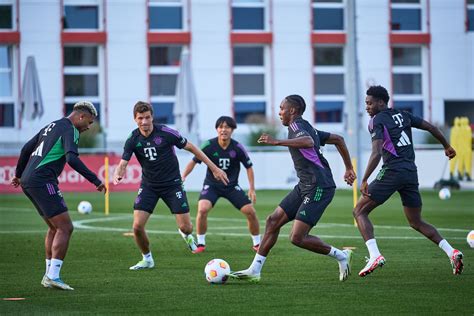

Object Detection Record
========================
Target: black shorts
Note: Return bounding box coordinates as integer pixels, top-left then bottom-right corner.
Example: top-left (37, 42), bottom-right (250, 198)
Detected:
top-left (22, 183), bottom-right (68, 219)
top-left (134, 182), bottom-right (190, 214)
top-left (368, 168), bottom-right (422, 207)
top-left (199, 183), bottom-right (252, 210)
top-left (279, 184), bottom-right (335, 227)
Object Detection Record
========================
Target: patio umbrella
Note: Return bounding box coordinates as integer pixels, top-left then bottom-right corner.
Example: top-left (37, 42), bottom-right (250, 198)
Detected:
top-left (174, 48), bottom-right (199, 142)
top-left (21, 56), bottom-right (43, 122)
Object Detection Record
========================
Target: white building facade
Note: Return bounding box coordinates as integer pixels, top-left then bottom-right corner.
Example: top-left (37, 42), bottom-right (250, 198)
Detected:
top-left (0, 0), bottom-right (473, 149)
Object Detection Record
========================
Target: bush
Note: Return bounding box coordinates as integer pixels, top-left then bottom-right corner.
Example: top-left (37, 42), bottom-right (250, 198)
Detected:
top-left (79, 121), bottom-right (102, 148)
top-left (245, 114), bottom-right (280, 146)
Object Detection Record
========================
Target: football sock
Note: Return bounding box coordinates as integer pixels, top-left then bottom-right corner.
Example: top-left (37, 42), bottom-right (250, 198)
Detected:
top-left (251, 234), bottom-right (261, 246)
top-left (249, 254), bottom-right (266, 274)
top-left (197, 234), bottom-right (206, 245)
top-left (47, 258), bottom-right (63, 280)
top-left (366, 239), bottom-right (381, 259)
top-left (45, 259), bottom-right (51, 275)
top-left (438, 239), bottom-right (455, 257)
top-left (327, 247), bottom-right (346, 261)
top-left (142, 252), bottom-right (153, 261)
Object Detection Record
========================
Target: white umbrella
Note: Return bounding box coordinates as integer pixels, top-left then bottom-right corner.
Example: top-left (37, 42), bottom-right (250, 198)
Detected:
top-left (174, 48), bottom-right (199, 142)
top-left (21, 56), bottom-right (44, 122)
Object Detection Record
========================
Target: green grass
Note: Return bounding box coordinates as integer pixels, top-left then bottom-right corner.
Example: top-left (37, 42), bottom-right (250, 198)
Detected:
top-left (0, 190), bottom-right (473, 315)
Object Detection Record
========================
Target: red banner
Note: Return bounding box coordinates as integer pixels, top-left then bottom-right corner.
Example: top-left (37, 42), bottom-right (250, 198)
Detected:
top-left (0, 154), bottom-right (143, 193)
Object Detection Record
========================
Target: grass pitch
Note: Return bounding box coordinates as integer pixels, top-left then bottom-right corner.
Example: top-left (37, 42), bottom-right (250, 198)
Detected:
top-left (0, 189), bottom-right (472, 315)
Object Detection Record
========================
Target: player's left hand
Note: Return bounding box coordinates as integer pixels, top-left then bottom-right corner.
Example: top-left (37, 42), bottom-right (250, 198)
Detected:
top-left (97, 183), bottom-right (107, 194)
top-left (213, 168), bottom-right (229, 185)
top-left (10, 177), bottom-right (21, 188)
top-left (445, 146), bottom-right (456, 160)
top-left (344, 168), bottom-right (356, 185)
top-left (248, 189), bottom-right (257, 204)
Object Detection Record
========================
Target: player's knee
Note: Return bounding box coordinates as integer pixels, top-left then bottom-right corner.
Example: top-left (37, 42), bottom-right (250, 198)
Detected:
top-left (265, 213), bottom-right (281, 232)
top-left (198, 208), bottom-right (210, 217)
top-left (133, 223), bottom-right (145, 234)
top-left (290, 232), bottom-right (304, 246)
top-left (58, 222), bottom-right (74, 235)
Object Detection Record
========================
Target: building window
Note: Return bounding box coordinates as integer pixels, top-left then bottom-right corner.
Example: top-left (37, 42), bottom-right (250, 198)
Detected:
top-left (232, 0), bottom-right (265, 31)
top-left (149, 0), bottom-right (185, 30)
top-left (63, 45), bottom-right (102, 120)
top-left (312, 0), bottom-right (344, 31)
top-left (63, 5), bottom-right (100, 30)
top-left (0, 45), bottom-right (14, 127)
top-left (394, 100), bottom-right (423, 117)
top-left (232, 45), bottom-right (268, 123)
top-left (468, 0), bottom-right (474, 31)
top-left (149, 44), bottom-right (183, 124)
top-left (391, 0), bottom-right (422, 31)
top-left (0, 3), bottom-right (13, 29)
top-left (392, 45), bottom-right (424, 117)
top-left (313, 45), bottom-right (345, 123)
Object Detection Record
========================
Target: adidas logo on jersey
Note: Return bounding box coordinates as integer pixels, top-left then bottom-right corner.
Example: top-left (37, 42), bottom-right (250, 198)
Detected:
top-left (397, 131), bottom-right (411, 147)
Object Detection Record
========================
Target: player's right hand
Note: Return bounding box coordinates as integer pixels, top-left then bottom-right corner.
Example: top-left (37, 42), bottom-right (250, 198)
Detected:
top-left (97, 183), bottom-right (107, 194)
top-left (213, 168), bottom-right (229, 185)
top-left (445, 146), bottom-right (456, 160)
top-left (113, 174), bottom-right (122, 185)
top-left (360, 181), bottom-right (370, 197)
top-left (11, 177), bottom-right (21, 188)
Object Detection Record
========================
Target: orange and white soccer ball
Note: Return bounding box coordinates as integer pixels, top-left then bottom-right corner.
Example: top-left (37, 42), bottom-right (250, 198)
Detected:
top-left (467, 230), bottom-right (474, 248)
top-left (204, 259), bottom-right (231, 284)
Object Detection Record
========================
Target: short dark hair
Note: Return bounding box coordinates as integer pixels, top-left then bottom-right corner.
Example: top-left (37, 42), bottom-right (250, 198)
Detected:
top-left (133, 101), bottom-right (153, 117)
top-left (285, 94), bottom-right (306, 115)
top-left (366, 85), bottom-right (390, 104)
top-left (215, 116), bottom-right (237, 129)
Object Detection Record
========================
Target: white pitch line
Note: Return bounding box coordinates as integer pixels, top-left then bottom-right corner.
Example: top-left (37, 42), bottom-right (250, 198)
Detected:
top-left (68, 215), bottom-right (469, 240)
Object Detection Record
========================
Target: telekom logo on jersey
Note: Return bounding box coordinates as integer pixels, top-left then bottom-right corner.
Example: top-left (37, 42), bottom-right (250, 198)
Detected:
top-left (144, 147), bottom-right (158, 161)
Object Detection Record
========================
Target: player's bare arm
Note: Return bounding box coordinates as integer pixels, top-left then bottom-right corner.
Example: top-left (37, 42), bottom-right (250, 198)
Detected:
top-left (360, 139), bottom-right (383, 196)
top-left (418, 120), bottom-right (456, 159)
top-left (182, 160), bottom-right (197, 182)
top-left (257, 133), bottom-right (314, 148)
top-left (184, 142), bottom-right (229, 185)
top-left (113, 159), bottom-right (129, 185)
top-left (325, 133), bottom-right (356, 185)
top-left (246, 167), bottom-right (257, 204)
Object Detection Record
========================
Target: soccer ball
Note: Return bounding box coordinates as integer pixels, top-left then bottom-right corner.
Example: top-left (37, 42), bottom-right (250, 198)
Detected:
top-left (204, 259), bottom-right (230, 284)
top-left (438, 187), bottom-right (451, 200)
top-left (467, 230), bottom-right (474, 248)
top-left (77, 201), bottom-right (93, 214)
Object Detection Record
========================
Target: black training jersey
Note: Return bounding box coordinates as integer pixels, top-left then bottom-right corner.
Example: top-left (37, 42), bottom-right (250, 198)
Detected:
top-left (368, 108), bottom-right (423, 171)
top-left (288, 117), bottom-right (335, 189)
top-left (122, 124), bottom-right (188, 188)
top-left (193, 137), bottom-right (252, 187)
top-left (19, 118), bottom-right (80, 188)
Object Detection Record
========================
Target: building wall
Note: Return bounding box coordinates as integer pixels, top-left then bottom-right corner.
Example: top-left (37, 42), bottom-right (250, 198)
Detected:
top-left (0, 0), bottom-right (473, 148)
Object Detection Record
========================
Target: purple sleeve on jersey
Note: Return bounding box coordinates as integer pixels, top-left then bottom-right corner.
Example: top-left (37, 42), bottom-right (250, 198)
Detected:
top-left (289, 122), bottom-right (299, 132)
top-left (299, 148), bottom-right (325, 168)
top-left (368, 117), bottom-right (375, 132)
top-left (162, 126), bottom-right (187, 149)
top-left (237, 143), bottom-right (249, 159)
top-left (382, 125), bottom-right (399, 157)
top-left (162, 126), bottom-right (181, 138)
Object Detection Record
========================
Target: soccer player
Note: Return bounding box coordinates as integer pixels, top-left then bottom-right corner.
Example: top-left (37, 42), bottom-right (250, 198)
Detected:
top-left (354, 85), bottom-right (463, 277)
top-left (113, 101), bottom-right (228, 270)
top-left (11, 101), bottom-right (106, 291)
top-left (229, 95), bottom-right (356, 282)
top-left (181, 116), bottom-right (260, 253)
